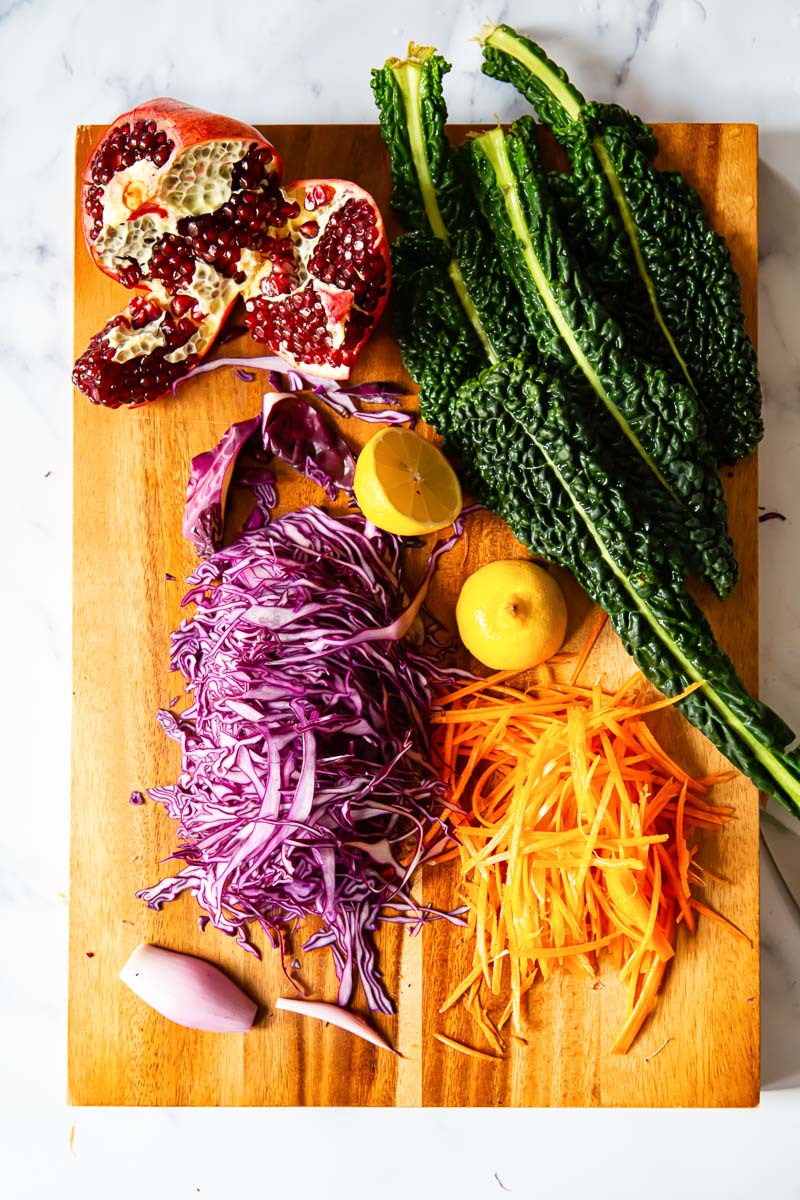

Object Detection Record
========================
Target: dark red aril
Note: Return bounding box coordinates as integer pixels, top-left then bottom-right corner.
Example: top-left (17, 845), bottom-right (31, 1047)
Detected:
top-left (90, 118), bottom-right (175, 186)
top-left (230, 143), bottom-right (275, 190)
top-left (85, 184), bottom-right (105, 241)
top-left (148, 234), bottom-right (197, 293)
top-left (117, 260), bottom-right (143, 288)
top-left (308, 198), bottom-right (388, 311)
top-left (304, 184), bottom-right (335, 211)
top-left (129, 294), bottom-right (163, 328)
top-left (246, 283), bottom-right (372, 373)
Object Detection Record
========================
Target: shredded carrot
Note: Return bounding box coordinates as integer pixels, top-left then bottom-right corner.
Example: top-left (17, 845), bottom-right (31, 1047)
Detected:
top-left (690, 899), bottom-right (752, 945)
top-left (434, 1032), bottom-right (503, 1062)
top-left (431, 660), bottom-right (737, 1056)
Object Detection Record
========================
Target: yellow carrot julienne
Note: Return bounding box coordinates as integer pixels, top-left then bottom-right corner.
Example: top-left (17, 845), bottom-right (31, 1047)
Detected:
top-left (434, 1032), bottom-right (503, 1062)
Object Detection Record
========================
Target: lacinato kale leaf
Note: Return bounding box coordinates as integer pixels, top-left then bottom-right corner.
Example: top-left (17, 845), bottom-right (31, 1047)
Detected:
top-left (390, 234), bottom-right (487, 436)
top-left (467, 119), bottom-right (737, 598)
top-left (480, 22), bottom-right (763, 464)
top-left (370, 45), bottom-right (467, 237)
top-left (376, 67), bottom-right (800, 815)
top-left (449, 357), bottom-right (800, 814)
top-left (371, 46), bottom-right (537, 369)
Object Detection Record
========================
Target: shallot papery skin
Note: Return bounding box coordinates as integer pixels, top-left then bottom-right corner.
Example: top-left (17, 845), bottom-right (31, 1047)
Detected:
top-left (119, 943), bottom-right (257, 1032)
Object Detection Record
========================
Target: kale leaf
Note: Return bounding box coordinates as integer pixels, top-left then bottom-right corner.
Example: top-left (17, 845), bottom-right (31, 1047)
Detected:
top-left (371, 46), bottom-right (538, 374)
top-left (467, 119), bottom-right (737, 598)
top-left (450, 356), bottom-right (800, 813)
top-left (480, 23), bottom-right (763, 463)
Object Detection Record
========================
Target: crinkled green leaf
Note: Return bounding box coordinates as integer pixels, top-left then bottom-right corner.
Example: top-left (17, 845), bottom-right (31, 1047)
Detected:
top-left (372, 46), bottom-right (537, 370)
top-left (480, 23), bottom-right (762, 463)
top-left (467, 118), bottom-right (736, 598)
top-left (450, 357), bottom-right (800, 814)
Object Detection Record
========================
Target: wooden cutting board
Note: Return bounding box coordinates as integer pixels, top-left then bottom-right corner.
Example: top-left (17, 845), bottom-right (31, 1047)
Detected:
top-left (70, 122), bottom-right (759, 1107)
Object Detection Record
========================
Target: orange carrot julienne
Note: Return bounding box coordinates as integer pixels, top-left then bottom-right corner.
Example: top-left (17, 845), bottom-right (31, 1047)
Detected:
top-left (570, 609), bottom-right (609, 684)
top-left (431, 661), bottom-right (737, 1057)
top-left (689, 899), bottom-right (752, 945)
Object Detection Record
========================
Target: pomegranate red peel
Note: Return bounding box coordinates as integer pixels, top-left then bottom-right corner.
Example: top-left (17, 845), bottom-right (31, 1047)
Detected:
top-left (244, 177), bottom-right (391, 380)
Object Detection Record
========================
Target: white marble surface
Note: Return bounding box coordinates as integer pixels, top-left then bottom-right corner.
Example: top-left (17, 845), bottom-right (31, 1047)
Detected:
top-left (2, 0), bottom-right (800, 1195)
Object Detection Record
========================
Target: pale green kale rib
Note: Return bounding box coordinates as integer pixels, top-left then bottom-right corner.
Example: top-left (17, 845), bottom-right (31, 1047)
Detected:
top-left (467, 118), bottom-right (737, 599)
top-left (480, 22), bottom-right (763, 464)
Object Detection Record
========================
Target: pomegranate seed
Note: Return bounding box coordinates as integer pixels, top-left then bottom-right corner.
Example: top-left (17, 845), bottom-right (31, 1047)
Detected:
top-left (129, 295), bottom-right (161, 327)
top-left (299, 220), bottom-right (319, 238)
top-left (90, 119), bottom-right (175, 186)
top-left (148, 234), bottom-right (197, 293)
top-left (231, 144), bottom-right (275, 191)
top-left (85, 184), bottom-right (105, 240)
top-left (245, 283), bottom-right (371, 372)
top-left (117, 260), bottom-right (143, 289)
top-left (304, 184), bottom-right (335, 211)
top-left (171, 293), bottom-right (195, 318)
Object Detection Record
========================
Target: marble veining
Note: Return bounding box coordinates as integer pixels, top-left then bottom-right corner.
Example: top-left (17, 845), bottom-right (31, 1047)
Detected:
top-left (2, 0), bottom-right (800, 1195)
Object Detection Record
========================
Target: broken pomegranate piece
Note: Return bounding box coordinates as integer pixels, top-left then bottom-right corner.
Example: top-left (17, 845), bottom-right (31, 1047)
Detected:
top-left (243, 179), bottom-right (391, 380)
top-left (80, 98), bottom-right (282, 284)
top-left (73, 289), bottom-right (236, 409)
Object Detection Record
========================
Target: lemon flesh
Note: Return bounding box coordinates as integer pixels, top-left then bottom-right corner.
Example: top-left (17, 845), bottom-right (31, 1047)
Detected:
top-left (354, 427), bottom-right (462, 536)
top-left (456, 559), bottom-right (568, 670)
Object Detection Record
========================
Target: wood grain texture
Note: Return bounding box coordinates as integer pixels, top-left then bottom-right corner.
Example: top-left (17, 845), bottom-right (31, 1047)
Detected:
top-left (71, 123), bottom-right (759, 1107)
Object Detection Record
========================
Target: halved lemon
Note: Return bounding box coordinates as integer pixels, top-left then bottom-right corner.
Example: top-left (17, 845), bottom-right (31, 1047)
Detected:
top-left (354, 427), bottom-right (462, 536)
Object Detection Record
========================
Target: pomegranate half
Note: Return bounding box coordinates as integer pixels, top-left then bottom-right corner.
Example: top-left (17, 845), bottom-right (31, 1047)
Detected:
top-left (75, 98), bottom-right (283, 407)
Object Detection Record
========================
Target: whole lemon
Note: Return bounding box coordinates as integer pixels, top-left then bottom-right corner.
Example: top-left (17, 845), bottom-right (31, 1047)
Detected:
top-left (455, 559), bottom-right (568, 670)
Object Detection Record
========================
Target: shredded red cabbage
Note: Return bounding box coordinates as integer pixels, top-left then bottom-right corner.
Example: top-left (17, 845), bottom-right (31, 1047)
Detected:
top-left (183, 416), bottom-right (260, 558)
top-left (262, 393), bottom-right (354, 500)
top-left (173, 354), bottom-right (414, 427)
top-left (138, 501), bottom-right (466, 1013)
top-left (183, 395), bottom-right (356, 558)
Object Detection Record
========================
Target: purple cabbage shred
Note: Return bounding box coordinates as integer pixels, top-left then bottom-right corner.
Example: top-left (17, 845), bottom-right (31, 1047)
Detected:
top-left (138, 502), bottom-right (466, 1013)
top-left (172, 354), bottom-right (414, 428)
top-left (182, 394), bottom-right (358, 558)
